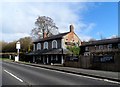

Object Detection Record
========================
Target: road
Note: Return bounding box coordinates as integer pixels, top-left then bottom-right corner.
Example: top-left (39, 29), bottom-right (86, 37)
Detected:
top-left (2, 61), bottom-right (119, 86)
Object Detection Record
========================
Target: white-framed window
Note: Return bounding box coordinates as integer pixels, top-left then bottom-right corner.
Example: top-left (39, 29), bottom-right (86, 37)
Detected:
top-left (37, 43), bottom-right (41, 50)
top-left (99, 45), bottom-right (103, 50)
top-left (108, 44), bottom-right (112, 49)
top-left (118, 43), bottom-right (120, 49)
top-left (52, 40), bottom-right (57, 48)
top-left (56, 55), bottom-right (58, 61)
top-left (33, 44), bottom-right (35, 51)
top-left (95, 45), bottom-right (97, 50)
top-left (85, 47), bottom-right (89, 51)
top-left (44, 41), bottom-right (48, 49)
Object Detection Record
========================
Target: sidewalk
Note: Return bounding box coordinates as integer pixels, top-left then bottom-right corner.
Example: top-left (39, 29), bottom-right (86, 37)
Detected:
top-left (11, 61), bottom-right (120, 82)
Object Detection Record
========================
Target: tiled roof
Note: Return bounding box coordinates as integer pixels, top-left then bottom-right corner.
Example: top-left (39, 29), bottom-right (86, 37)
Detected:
top-left (81, 37), bottom-right (120, 46)
top-left (34, 32), bottom-right (69, 43)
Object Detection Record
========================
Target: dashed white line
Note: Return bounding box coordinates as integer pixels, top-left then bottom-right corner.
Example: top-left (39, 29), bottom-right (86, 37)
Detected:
top-left (5, 62), bottom-right (120, 84)
top-left (4, 69), bottom-right (23, 82)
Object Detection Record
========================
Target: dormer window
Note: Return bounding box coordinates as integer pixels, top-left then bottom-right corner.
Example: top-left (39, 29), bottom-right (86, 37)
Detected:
top-left (37, 43), bottom-right (41, 50)
top-left (108, 44), bottom-right (112, 49)
top-left (44, 42), bottom-right (48, 49)
top-left (118, 43), bottom-right (120, 49)
top-left (99, 45), bottom-right (103, 50)
top-left (85, 47), bottom-right (89, 51)
top-left (52, 40), bottom-right (57, 49)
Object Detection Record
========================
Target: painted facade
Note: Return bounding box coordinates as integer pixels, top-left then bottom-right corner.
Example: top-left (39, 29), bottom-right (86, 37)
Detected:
top-left (28, 25), bottom-right (81, 65)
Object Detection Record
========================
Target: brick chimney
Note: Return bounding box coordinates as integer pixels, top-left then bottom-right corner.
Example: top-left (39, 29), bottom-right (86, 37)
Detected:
top-left (43, 29), bottom-right (47, 38)
top-left (70, 24), bottom-right (74, 32)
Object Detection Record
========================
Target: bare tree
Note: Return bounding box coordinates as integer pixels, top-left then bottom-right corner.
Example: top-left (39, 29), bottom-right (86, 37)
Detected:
top-left (31, 16), bottom-right (59, 40)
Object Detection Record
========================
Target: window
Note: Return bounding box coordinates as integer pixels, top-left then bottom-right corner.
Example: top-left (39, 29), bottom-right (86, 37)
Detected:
top-left (99, 45), bottom-right (103, 50)
top-left (33, 44), bottom-right (35, 51)
top-left (108, 44), bottom-right (112, 49)
top-left (44, 42), bottom-right (48, 49)
top-left (52, 40), bottom-right (57, 48)
top-left (95, 45), bottom-right (97, 50)
top-left (56, 55), bottom-right (58, 61)
top-left (85, 47), bottom-right (89, 51)
top-left (37, 43), bottom-right (41, 50)
top-left (118, 43), bottom-right (120, 49)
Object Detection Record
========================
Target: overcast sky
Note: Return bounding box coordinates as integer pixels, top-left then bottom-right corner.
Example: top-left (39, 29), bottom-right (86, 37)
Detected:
top-left (0, 0), bottom-right (119, 42)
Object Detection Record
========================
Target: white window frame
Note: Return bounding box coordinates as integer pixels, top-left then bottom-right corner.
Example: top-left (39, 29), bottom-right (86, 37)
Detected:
top-left (56, 55), bottom-right (58, 61)
top-left (85, 47), bottom-right (89, 51)
top-left (37, 43), bottom-right (41, 50)
top-left (108, 44), bottom-right (112, 49)
top-left (44, 42), bottom-right (48, 49)
top-left (118, 43), bottom-right (120, 49)
top-left (52, 40), bottom-right (57, 48)
top-left (99, 45), bottom-right (103, 50)
top-left (33, 44), bottom-right (35, 51)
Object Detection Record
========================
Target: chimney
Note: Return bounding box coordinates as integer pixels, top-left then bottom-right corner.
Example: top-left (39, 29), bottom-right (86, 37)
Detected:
top-left (43, 29), bottom-right (47, 38)
top-left (70, 24), bottom-right (74, 32)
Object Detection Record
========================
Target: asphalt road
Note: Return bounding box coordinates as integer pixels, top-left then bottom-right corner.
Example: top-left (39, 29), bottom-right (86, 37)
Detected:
top-left (2, 61), bottom-right (119, 86)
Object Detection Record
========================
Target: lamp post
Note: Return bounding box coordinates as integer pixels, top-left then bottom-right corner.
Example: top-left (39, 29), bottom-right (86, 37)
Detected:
top-left (16, 41), bottom-right (20, 61)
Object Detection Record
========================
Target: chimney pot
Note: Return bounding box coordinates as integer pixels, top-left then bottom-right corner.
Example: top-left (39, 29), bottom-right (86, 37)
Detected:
top-left (43, 29), bottom-right (47, 38)
top-left (70, 24), bottom-right (74, 32)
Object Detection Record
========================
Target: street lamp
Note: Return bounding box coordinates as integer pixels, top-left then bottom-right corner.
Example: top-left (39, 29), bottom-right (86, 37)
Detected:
top-left (16, 41), bottom-right (20, 61)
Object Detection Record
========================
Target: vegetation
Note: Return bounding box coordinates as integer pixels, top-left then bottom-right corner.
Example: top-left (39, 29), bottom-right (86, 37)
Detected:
top-left (31, 16), bottom-right (59, 40)
top-left (67, 46), bottom-right (80, 56)
top-left (1, 37), bottom-right (33, 53)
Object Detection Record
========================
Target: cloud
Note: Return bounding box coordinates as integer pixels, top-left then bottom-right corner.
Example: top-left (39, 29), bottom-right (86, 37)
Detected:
top-left (1, 32), bottom-right (30, 42)
top-left (1, 2), bottom-right (96, 42)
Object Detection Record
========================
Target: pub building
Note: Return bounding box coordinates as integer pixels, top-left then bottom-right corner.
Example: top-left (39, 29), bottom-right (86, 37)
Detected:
top-left (27, 25), bottom-right (81, 65)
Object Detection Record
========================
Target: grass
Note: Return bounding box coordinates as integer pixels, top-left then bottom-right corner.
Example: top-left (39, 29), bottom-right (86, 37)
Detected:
top-left (0, 57), bottom-right (31, 64)
top-left (0, 58), bottom-right (13, 61)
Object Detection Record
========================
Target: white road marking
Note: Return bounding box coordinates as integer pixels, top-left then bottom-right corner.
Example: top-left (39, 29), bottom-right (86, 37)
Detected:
top-left (6, 62), bottom-right (120, 84)
top-left (4, 69), bottom-right (23, 82)
top-left (31, 66), bottom-right (120, 84)
top-left (103, 79), bottom-right (120, 84)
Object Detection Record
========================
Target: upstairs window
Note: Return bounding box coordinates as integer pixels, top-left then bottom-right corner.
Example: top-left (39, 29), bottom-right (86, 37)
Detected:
top-left (108, 44), bottom-right (112, 49)
top-left (44, 42), bottom-right (48, 49)
top-left (118, 43), bottom-right (120, 49)
top-left (85, 47), bottom-right (89, 51)
top-left (99, 45), bottom-right (103, 50)
top-left (37, 43), bottom-right (41, 50)
top-left (52, 40), bottom-right (57, 48)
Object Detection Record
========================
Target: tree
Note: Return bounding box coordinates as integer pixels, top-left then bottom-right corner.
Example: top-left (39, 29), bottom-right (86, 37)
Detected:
top-left (0, 41), bottom-right (8, 52)
top-left (31, 16), bottom-right (59, 40)
top-left (2, 41), bottom-right (16, 52)
top-left (1, 37), bottom-right (33, 53)
top-left (67, 46), bottom-right (80, 56)
top-left (19, 37), bottom-right (33, 53)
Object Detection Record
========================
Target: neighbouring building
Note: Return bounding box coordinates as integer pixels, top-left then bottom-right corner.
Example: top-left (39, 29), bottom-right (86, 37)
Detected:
top-left (27, 25), bottom-right (81, 65)
top-left (80, 38), bottom-right (120, 71)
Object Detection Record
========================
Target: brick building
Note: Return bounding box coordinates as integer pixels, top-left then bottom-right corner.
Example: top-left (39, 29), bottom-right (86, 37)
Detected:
top-left (80, 38), bottom-right (120, 71)
top-left (27, 25), bottom-right (81, 65)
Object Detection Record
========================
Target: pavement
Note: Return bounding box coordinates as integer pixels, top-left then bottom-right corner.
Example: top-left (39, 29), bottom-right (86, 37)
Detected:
top-left (9, 60), bottom-right (120, 82)
top-left (2, 60), bottom-right (120, 86)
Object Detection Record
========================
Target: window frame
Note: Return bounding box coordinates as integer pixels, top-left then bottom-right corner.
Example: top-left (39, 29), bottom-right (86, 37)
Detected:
top-left (99, 45), bottom-right (103, 50)
top-left (85, 47), bottom-right (89, 51)
top-left (44, 41), bottom-right (48, 49)
top-left (118, 43), bottom-right (120, 49)
top-left (108, 44), bottom-right (112, 49)
top-left (33, 44), bottom-right (35, 51)
top-left (52, 40), bottom-right (57, 49)
top-left (37, 43), bottom-right (41, 50)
